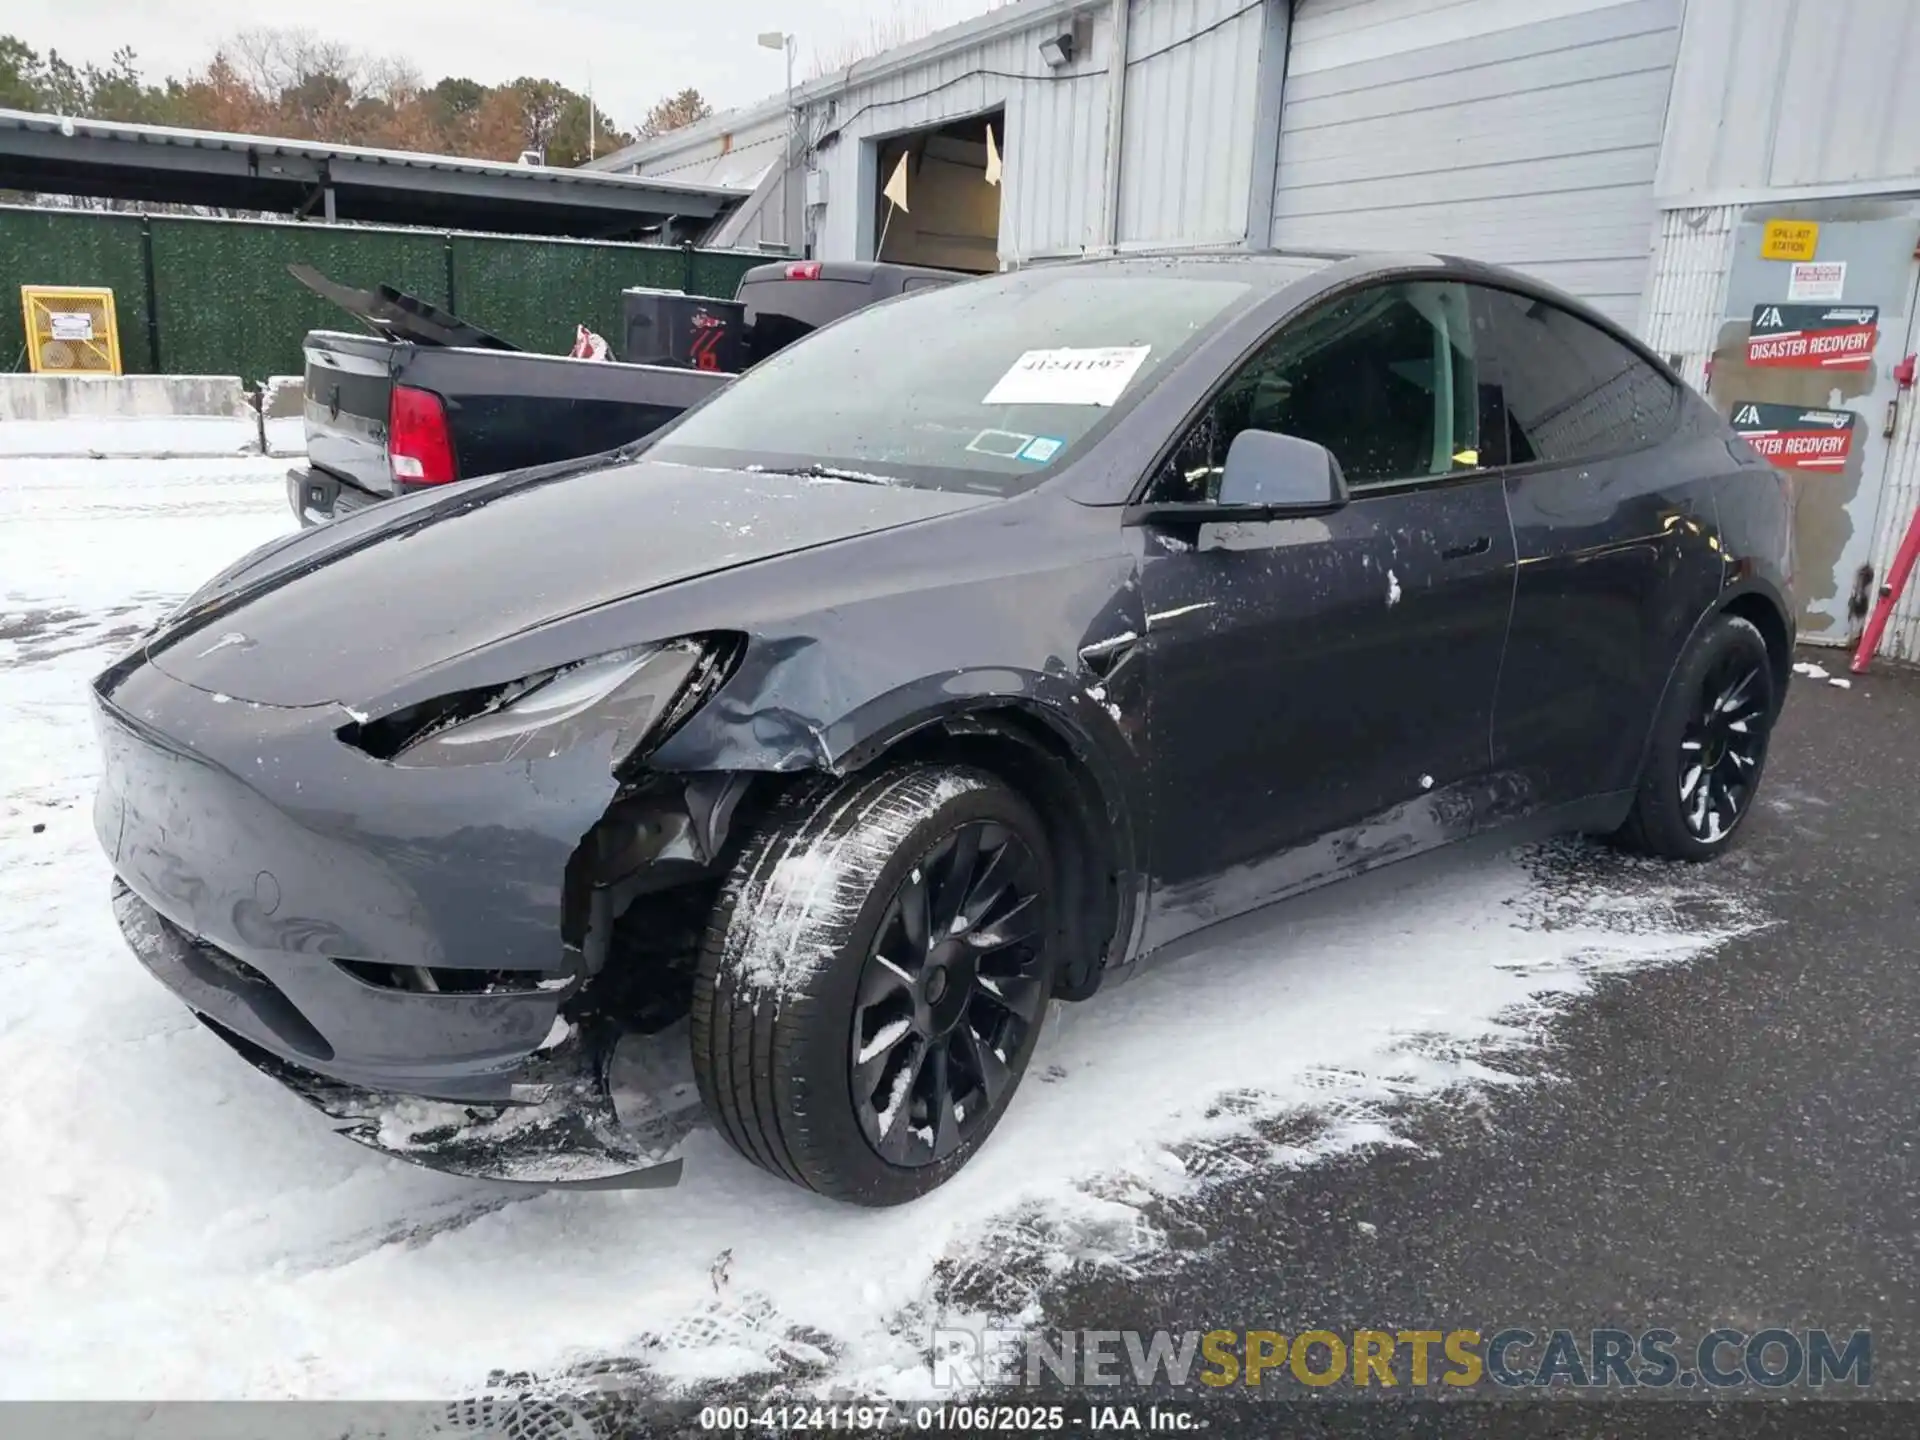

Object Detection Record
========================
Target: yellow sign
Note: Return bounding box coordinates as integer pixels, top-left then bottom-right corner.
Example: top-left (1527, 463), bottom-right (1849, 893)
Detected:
top-left (20, 285), bottom-right (123, 375)
top-left (1760, 220), bottom-right (1820, 262)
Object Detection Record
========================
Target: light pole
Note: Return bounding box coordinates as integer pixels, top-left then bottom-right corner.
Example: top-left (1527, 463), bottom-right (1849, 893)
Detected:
top-left (758, 30), bottom-right (800, 255)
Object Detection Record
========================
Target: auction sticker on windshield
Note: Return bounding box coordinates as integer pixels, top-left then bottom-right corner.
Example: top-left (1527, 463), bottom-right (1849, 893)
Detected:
top-left (983, 346), bottom-right (1152, 407)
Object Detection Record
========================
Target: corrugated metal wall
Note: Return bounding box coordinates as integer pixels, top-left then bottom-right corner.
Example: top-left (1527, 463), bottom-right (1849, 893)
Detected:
top-left (1116, 0), bottom-right (1269, 247)
top-left (618, 107), bottom-right (793, 253)
top-left (1655, 0), bottom-right (1920, 200)
top-left (0, 207), bottom-right (759, 381)
top-left (1636, 205), bottom-right (1738, 391)
top-left (810, 9), bottom-right (1116, 263)
top-left (808, 0), bottom-right (1269, 265)
top-left (1007, 25), bottom-right (1113, 260)
top-left (1270, 0), bottom-right (1682, 326)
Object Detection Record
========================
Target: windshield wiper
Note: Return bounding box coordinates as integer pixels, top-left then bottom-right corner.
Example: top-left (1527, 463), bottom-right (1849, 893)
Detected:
top-left (746, 463), bottom-right (903, 487)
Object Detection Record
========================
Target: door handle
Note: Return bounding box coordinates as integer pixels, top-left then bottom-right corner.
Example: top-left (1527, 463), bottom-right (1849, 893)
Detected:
top-left (1442, 536), bottom-right (1492, 561)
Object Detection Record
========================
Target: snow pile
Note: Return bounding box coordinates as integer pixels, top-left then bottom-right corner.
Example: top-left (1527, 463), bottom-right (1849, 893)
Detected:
top-left (264, 417), bottom-right (306, 458)
top-left (0, 415), bottom-right (264, 460)
top-left (1794, 659), bottom-right (1858, 691)
top-left (0, 451), bottom-right (1766, 1402)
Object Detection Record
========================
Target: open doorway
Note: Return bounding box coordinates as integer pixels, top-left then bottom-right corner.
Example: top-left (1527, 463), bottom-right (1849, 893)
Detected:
top-left (870, 109), bottom-right (1003, 273)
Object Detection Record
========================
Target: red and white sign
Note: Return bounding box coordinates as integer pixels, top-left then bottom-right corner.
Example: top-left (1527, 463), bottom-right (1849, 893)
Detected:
top-left (1730, 401), bottom-right (1858, 471)
top-left (1786, 262), bottom-right (1847, 302)
top-left (1747, 304), bottom-right (1879, 370)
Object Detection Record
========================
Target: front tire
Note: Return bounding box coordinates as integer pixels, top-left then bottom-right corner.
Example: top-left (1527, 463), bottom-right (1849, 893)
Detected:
top-left (1616, 614), bottom-right (1778, 860)
top-left (691, 765), bottom-right (1057, 1205)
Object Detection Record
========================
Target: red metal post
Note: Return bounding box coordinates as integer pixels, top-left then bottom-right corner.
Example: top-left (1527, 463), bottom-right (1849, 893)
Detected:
top-left (1853, 501), bottom-right (1920, 673)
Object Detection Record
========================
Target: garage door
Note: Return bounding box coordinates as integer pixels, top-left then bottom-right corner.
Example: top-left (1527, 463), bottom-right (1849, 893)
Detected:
top-left (1269, 0), bottom-right (1681, 328)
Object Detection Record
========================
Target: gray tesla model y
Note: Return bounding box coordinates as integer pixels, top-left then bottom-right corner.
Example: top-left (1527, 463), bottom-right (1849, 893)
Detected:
top-left (93, 251), bottom-right (1794, 1203)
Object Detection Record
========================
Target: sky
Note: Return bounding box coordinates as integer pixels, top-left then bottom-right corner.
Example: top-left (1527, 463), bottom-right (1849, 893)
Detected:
top-left (9, 0), bottom-right (1005, 129)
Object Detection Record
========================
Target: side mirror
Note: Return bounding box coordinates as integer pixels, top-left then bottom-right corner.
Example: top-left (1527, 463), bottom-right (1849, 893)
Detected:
top-left (1217, 429), bottom-right (1348, 513)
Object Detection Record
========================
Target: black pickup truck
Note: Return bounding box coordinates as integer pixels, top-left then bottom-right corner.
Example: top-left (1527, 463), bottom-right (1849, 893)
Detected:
top-left (286, 259), bottom-right (963, 528)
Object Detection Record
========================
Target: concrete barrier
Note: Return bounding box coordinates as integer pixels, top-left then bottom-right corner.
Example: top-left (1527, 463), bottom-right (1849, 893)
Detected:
top-left (0, 373), bottom-right (305, 459)
top-left (260, 376), bottom-right (305, 420)
top-left (260, 376), bottom-right (306, 458)
top-left (0, 373), bottom-right (253, 423)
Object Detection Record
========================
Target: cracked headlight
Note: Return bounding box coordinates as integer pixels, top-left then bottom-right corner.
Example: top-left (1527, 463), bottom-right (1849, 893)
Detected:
top-left (346, 636), bottom-right (735, 770)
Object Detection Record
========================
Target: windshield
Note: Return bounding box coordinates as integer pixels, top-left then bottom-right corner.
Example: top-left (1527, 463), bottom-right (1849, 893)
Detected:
top-left (649, 268), bottom-right (1254, 494)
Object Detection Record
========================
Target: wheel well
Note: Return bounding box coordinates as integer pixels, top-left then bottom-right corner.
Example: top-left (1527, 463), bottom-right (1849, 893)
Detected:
top-left (1720, 591), bottom-right (1793, 701)
top-left (866, 708), bottom-right (1126, 1002)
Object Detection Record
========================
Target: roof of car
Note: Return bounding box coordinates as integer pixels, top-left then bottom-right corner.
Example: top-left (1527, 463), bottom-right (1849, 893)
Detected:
top-left (1003, 248), bottom-right (1416, 294)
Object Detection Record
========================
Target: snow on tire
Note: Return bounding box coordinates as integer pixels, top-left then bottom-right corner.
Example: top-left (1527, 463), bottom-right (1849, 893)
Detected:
top-left (692, 764), bottom-right (1058, 1205)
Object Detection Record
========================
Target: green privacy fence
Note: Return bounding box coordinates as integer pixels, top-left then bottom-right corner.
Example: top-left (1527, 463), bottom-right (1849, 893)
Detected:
top-left (0, 205), bottom-right (763, 381)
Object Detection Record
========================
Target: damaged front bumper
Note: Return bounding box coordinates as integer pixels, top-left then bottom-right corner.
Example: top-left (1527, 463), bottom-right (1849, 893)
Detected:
top-left (89, 634), bottom-right (753, 1188)
top-left (114, 879), bottom-right (703, 1188)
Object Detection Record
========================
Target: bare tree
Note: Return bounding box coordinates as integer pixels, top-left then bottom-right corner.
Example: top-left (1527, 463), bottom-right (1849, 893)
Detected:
top-left (225, 27), bottom-right (364, 98)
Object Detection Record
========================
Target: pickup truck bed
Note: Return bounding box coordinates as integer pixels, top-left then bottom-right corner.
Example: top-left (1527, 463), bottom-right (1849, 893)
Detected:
top-left (288, 335), bottom-right (726, 525)
top-left (287, 259), bottom-right (966, 528)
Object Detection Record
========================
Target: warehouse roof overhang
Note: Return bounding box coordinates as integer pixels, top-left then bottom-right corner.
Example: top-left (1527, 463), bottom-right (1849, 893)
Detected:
top-left (0, 109), bottom-right (744, 238)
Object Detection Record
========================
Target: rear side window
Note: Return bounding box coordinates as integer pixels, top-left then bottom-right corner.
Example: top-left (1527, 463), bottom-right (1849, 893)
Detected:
top-left (1475, 287), bottom-right (1679, 465)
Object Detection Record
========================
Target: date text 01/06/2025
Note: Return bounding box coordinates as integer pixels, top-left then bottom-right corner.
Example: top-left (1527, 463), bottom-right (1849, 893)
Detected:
top-left (697, 1403), bottom-right (1199, 1432)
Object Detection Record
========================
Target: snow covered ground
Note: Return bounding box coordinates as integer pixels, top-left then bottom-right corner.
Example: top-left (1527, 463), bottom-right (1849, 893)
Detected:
top-left (0, 452), bottom-right (1766, 1402)
top-left (0, 414), bottom-right (304, 460)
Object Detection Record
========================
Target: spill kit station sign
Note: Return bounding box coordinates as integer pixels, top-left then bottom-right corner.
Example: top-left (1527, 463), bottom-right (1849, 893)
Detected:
top-left (1730, 402), bottom-right (1858, 471)
top-left (1746, 304), bottom-right (1880, 369)
top-left (1760, 219), bottom-right (1821, 262)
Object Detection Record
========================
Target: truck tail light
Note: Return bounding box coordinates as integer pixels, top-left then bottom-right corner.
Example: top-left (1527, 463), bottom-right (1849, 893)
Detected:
top-left (785, 262), bottom-right (822, 280)
top-left (388, 385), bottom-right (457, 486)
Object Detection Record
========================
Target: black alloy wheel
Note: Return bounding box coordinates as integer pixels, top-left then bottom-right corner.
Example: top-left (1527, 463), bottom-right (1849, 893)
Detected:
top-left (1676, 646), bottom-right (1769, 843)
top-left (692, 764), bottom-right (1060, 1205)
top-left (1616, 613), bottom-right (1778, 860)
top-left (849, 821), bottom-right (1047, 1167)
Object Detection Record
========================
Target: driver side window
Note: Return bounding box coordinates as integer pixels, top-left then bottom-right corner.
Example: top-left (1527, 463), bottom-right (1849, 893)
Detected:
top-left (1148, 280), bottom-right (1492, 503)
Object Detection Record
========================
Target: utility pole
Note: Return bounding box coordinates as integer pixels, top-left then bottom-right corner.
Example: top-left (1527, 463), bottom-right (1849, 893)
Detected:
top-left (785, 37), bottom-right (798, 255)
top-left (760, 31), bottom-right (801, 253)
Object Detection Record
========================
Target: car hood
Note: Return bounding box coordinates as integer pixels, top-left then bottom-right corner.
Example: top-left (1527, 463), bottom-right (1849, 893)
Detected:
top-left (148, 458), bottom-right (993, 707)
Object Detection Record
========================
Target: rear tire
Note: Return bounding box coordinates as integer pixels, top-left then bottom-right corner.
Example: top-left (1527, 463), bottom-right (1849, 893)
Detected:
top-left (691, 764), bottom-right (1057, 1205)
top-left (1615, 614), bottom-right (1777, 860)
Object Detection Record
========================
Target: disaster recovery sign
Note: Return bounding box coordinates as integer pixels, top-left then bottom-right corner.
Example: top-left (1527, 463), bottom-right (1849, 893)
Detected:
top-left (931, 1325), bottom-right (1873, 1391)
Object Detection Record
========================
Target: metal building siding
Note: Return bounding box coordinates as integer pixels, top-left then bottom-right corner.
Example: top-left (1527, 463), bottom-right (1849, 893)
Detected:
top-left (1636, 205), bottom-right (1738, 391)
top-left (807, 0), bottom-right (1276, 264)
top-left (1656, 0), bottom-right (1920, 199)
top-left (1005, 30), bottom-right (1111, 259)
top-left (1117, 0), bottom-right (1269, 246)
top-left (811, 9), bottom-right (1115, 262)
top-left (1270, 0), bottom-right (1683, 325)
